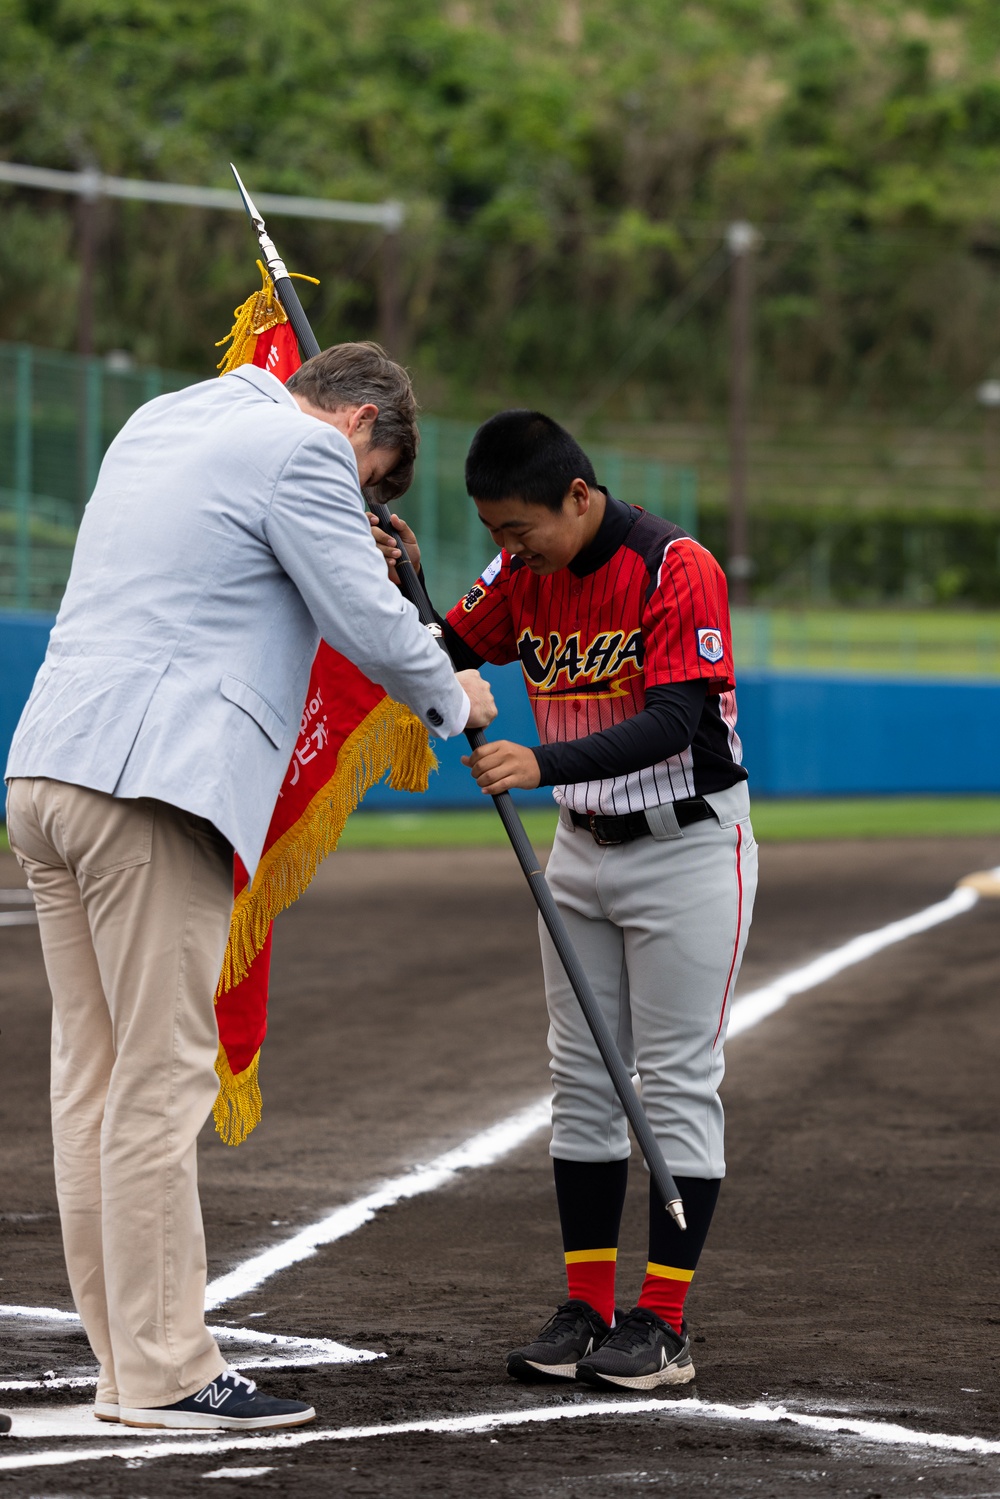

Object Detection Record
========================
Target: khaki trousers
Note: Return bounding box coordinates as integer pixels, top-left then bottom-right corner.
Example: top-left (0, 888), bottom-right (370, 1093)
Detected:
top-left (5, 777), bottom-right (233, 1409)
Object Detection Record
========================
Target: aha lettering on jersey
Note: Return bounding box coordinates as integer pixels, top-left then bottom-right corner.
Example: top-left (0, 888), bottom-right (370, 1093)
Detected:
top-left (517, 627), bottom-right (643, 692)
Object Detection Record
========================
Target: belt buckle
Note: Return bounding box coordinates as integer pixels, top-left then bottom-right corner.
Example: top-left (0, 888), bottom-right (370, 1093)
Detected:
top-left (588, 813), bottom-right (622, 847)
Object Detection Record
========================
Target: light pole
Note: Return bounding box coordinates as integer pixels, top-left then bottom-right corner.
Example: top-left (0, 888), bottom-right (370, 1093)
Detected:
top-left (378, 223), bottom-right (403, 358)
top-left (976, 378), bottom-right (1000, 504)
top-left (76, 165), bottom-right (100, 358)
top-left (727, 220), bottom-right (758, 606)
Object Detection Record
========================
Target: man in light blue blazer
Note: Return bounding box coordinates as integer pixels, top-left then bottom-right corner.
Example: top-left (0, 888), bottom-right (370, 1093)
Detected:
top-left (4, 342), bottom-right (495, 1432)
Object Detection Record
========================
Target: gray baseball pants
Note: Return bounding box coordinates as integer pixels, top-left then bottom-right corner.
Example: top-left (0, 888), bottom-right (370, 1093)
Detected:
top-left (539, 782), bottom-right (757, 1178)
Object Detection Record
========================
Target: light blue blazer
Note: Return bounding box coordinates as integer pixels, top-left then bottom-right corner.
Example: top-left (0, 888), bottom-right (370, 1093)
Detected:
top-left (5, 365), bottom-right (467, 876)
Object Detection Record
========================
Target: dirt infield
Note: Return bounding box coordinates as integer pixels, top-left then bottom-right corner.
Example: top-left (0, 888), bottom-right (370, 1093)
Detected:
top-left (2, 835), bottom-right (1000, 1495)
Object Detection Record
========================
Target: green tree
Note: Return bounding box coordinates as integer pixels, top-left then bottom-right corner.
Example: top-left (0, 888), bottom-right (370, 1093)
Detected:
top-left (3, 0), bottom-right (1000, 417)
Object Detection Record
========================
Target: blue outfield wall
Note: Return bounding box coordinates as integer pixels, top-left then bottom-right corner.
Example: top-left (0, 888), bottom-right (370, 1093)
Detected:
top-left (367, 663), bottom-right (1000, 805)
top-left (2, 615), bottom-right (999, 804)
top-left (733, 670), bottom-right (1000, 797)
top-left (0, 612), bottom-right (56, 787)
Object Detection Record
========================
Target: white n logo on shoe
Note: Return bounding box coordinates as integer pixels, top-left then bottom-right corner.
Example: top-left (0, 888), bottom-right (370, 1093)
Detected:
top-left (194, 1380), bottom-right (233, 1410)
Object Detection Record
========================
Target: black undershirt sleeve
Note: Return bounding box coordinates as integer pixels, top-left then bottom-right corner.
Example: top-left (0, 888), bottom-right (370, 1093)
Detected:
top-left (441, 618), bottom-right (486, 671)
top-left (531, 680), bottom-right (708, 786)
top-left (415, 563), bottom-right (488, 671)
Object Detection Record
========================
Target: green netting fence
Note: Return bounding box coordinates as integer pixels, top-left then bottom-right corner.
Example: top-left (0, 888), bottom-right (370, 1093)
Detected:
top-left (0, 342), bottom-right (698, 616)
top-left (0, 345), bottom-right (192, 613)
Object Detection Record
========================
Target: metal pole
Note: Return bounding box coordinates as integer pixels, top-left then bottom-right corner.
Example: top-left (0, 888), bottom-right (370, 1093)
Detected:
top-left (378, 228), bottom-right (402, 357)
top-left (976, 379), bottom-right (1000, 505)
top-left (14, 346), bottom-right (32, 611)
top-left (84, 356), bottom-right (103, 498)
top-left (727, 221), bottom-right (756, 607)
top-left (678, 465), bottom-right (698, 539)
top-left (76, 167), bottom-right (100, 358)
top-left (0, 158), bottom-right (404, 229)
top-left (604, 450), bottom-right (624, 502)
top-left (416, 417), bottom-right (439, 585)
top-left (642, 460), bottom-right (664, 519)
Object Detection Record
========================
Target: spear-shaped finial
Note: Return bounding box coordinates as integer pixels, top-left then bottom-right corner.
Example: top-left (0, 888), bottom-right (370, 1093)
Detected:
top-left (230, 163), bottom-right (321, 361)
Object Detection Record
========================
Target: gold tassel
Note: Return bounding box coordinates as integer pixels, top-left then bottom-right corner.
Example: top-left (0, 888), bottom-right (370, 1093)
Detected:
top-left (216, 698), bottom-right (436, 997)
top-left (213, 1043), bottom-right (263, 1147)
top-left (216, 261), bottom-right (320, 375)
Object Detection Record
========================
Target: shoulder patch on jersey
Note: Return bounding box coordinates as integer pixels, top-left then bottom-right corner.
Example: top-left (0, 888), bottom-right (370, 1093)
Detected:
top-left (461, 583), bottom-right (487, 613)
top-left (697, 627), bottom-right (725, 664)
top-left (481, 552), bottom-right (503, 586)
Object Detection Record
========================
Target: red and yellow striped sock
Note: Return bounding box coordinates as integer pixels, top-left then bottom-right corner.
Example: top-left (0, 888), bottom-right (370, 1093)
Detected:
top-left (637, 1261), bottom-right (694, 1333)
top-left (637, 1176), bottom-right (722, 1335)
top-left (564, 1248), bottom-right (618, 1327)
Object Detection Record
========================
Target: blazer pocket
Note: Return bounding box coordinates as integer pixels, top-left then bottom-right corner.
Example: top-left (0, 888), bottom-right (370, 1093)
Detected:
top-left (220, 674), bottom-right (288, 749)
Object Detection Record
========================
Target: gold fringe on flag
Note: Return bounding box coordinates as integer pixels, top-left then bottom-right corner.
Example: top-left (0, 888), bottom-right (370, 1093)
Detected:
top-left (213, 1044), bottom-right (263, 1148)
top-left (215, 260), bottom-right (320, 375)
top-left (216, 696), bottom-right (436, 998)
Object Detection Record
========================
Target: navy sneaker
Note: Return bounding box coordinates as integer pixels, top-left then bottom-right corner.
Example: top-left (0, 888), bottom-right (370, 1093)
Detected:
top-left (575, 1306), bottom-right (695, 1391)
top-left (120, 1370), bottom-right (315, 1430)
top-left (506, 1300), bottom-right (614, 1383)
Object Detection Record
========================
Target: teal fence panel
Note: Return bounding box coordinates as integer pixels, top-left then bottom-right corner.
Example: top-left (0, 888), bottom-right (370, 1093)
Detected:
top-left (0, 343), bottom-right (698, 616)
top-left (0, 344), bottom-right (194, 613)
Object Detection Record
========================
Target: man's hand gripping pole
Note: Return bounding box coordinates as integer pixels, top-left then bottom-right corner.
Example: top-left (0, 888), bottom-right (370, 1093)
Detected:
top-left (230, 163), bottom-right (686, 1230)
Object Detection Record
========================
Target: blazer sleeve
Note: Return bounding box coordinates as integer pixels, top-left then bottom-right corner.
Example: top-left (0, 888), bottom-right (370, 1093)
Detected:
top-left (263, 423), bottom-right (469, 738)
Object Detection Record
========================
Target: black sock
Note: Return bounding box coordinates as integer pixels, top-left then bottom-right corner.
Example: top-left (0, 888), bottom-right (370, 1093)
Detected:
top-left (552, 1158), bottom-right (629, 1325)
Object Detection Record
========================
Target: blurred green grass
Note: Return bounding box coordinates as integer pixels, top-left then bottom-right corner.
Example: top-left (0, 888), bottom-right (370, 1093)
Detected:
top-left (335, 797), bottom-right (1000, 848)
top-left (5, 797), bottom-right (998, 857)
top-left (733, 610), bottom-right (1000, 677)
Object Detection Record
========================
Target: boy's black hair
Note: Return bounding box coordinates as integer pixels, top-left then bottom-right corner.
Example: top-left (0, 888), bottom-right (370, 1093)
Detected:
top-left (465, 409), bottom-right (597, 510)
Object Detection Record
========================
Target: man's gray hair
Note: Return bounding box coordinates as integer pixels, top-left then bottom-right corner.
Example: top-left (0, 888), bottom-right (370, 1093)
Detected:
top-left (286, 341), bottom-right (418, 502)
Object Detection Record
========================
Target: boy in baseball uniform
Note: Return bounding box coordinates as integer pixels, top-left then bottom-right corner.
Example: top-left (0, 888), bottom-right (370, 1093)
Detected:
top-left (376, 409), bottom-right (756, 1390)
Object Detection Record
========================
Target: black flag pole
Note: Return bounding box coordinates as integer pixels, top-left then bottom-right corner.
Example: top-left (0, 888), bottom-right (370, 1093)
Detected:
top-left (230, 163), bottom-right (686, 1229)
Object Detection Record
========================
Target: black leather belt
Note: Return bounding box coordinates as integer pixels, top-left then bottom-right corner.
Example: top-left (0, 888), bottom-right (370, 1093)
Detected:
top-left (569, 798), bottom-right (714, 846)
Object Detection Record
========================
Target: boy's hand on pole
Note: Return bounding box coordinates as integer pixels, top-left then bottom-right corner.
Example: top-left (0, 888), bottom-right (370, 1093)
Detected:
top-left (367, 509), bottom-right (420, 585)
top-left (462, 740), bottom-right (542, 794)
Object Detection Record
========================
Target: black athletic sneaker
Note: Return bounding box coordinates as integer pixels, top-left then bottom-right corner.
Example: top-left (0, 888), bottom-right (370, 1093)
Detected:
top-left (506, 1299), bottom-right (614, 1383)
top-left (575, 1306), bottom-right (695, 1391)
top-left (120, 1371), bottom-right (315, 1430)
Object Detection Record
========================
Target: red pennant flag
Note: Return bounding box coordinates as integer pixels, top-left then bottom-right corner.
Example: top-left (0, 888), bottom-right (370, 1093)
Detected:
top-left (211, 267), bottom-right (436, 1143)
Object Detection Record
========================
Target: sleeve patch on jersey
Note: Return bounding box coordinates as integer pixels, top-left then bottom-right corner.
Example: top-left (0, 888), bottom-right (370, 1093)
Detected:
top-left (481, 552), bottom-right (503, 586)
top-left (461, 583), bottom-right (487, 612)
top-left (697, 627), bottom-right (725, 663)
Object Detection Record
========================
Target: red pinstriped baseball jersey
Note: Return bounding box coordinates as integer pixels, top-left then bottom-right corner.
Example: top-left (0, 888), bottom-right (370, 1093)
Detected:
top-left (445, 497), bottom-right (746, 815)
